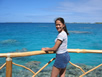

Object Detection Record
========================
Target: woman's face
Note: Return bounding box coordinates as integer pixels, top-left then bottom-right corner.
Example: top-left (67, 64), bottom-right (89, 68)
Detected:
top-left (55, 20), bottom-right (64, 33)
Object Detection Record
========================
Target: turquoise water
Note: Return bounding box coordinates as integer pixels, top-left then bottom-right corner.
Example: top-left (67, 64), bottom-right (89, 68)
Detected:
top-left (0, 23), bottom-right (102, 67)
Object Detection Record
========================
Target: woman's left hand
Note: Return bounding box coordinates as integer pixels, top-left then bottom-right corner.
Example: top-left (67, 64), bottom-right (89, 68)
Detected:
top-left (41, 47), bottom-right (49, 51)
top-left (41, 48), bottom-right (46, 51)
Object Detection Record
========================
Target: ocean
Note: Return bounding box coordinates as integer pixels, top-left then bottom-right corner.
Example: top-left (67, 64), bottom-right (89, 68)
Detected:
top-left (0, 23), bottom-right (102, 68)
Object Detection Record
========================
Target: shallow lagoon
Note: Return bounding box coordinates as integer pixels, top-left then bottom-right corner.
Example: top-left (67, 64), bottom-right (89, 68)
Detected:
top-left (0, 23), bottom-right (102, 67)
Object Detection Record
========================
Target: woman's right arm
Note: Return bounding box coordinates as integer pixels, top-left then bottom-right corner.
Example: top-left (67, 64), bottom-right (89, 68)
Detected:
top-left (41, 39), bottom-right (62, 52)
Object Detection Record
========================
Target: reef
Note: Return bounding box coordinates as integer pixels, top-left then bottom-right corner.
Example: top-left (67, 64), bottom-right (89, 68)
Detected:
top-left (0, 39), bottom-right (20, 46)
top-left (0, 62), bottom-right (102, 77)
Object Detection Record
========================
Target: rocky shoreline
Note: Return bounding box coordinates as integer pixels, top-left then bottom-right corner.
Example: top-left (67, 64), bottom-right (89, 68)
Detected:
top-left (0, 61), bottom-right (102, 77)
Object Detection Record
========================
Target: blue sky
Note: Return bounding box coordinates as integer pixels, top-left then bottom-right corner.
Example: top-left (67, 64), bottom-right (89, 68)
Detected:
top-left (0, 0), bottom-right (102, 23)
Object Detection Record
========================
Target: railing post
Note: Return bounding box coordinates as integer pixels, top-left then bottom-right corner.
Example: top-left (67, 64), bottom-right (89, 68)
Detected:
top-left (6, 53), bottom-right (12, 77)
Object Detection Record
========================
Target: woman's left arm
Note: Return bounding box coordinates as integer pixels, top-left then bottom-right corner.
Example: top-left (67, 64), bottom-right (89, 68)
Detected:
top-left (41, 39), bottom-right (62, 51)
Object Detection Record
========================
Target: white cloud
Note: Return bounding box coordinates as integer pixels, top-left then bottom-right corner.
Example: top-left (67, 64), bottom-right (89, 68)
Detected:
top-left (57, 0), bottom-right (102, 14)
top-left (51, 0), bottom-right (102, 22)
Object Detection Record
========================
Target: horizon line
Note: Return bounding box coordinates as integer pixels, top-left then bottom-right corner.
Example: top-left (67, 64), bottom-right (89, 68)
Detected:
top-left (0, 22), bottom-right (102, 24)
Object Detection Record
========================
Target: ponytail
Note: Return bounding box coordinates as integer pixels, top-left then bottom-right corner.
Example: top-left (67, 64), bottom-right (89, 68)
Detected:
top-left (64, 25), bottom-right (69, 35)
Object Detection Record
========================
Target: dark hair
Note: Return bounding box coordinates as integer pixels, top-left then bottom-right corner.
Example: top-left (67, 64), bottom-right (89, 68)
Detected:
top-left (55, 17), bottom-right (69, 35)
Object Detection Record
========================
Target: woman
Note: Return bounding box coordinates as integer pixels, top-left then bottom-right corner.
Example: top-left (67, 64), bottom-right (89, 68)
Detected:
top-left (42, 17), bottom-right (70, 77)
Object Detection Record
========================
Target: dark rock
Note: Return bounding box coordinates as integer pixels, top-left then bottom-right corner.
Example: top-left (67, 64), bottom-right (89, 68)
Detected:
top-left (69, 31), bottom-right (91, 34)
top-left (10, 48), bottom-right (28, 53)
top-left (25, 61), bottom-right (41, 72)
